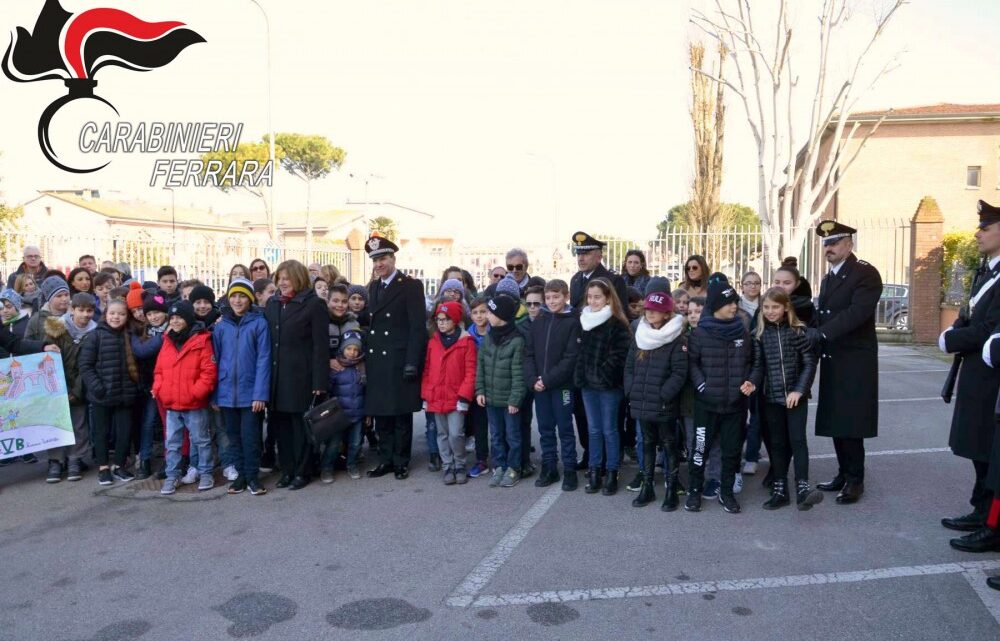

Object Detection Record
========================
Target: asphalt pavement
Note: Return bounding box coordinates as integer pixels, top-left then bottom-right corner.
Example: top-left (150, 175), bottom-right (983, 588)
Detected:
top-left (2, 344), bottom-right (999, 641)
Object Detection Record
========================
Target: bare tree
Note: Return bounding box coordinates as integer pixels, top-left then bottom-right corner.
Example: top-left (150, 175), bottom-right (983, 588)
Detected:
top-left (689, 41), bottom-right (728, 239)
top-left (690, 0), bottom-right (905, 268)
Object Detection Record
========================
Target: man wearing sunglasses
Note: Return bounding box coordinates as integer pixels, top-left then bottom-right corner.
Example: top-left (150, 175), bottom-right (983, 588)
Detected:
top-left (813, 220), bottom-right (882, 506)
top-left (485, 250), bottom-right (532, 299)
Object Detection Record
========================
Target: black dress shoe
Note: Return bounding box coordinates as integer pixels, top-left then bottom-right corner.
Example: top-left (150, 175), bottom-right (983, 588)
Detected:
top-left (835, 482), bottom-right (864, 504)
top-left (394, 466), bottom-right (409, 480)
top-left (275, 474), bottom-right (292, 488)
top-left (366, 464), bottom-right (394, 478)
top-left (817, 475), bottom-right (846, 492)
top-left (988, 576), bottom-right (1000, 591)
top-left (950, 527), bottom-right (1000, 553)
top-left (289, 476), bottom-right (310, 490)
top-left (942, 512), bottom-right (986, 532)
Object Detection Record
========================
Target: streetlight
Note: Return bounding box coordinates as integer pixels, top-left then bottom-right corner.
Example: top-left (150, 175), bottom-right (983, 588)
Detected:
top-left (162, 186), bottom-right (176, 255)
top-left (249, 0), bottom-right (276, 241)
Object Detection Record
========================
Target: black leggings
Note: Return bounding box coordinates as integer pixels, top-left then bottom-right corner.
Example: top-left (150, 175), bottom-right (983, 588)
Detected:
top-left (91, 404), bottom-right (132, 467)
top-left (640, 420), bottom-right (680, 479)
top-left (762, 401), bottom-right (809, 483)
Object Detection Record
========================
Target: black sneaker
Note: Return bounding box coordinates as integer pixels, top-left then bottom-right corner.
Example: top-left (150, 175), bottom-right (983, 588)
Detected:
top-left (66, 460), bottom-right (83, 482)
top-left (228, 478), bottom-right (247, 494)
top-left (112, 466), bottom-right (135, 483)
top-left (21, 453), bottom-right (38, 464)
top-left (136, 459), bottom-right (152, 481)
top-left (98, 469), bottom-right (113, 486)
top-left (718, 492), bottom-right (742, 514)
top-left (626, 472), bottom-right (643, 492)
top-left (248, 480), bottom-right (268, 496)
top-left (684, 490), bottom-right (703, 512)
top-left (46, 460), bottom-right (63, 483)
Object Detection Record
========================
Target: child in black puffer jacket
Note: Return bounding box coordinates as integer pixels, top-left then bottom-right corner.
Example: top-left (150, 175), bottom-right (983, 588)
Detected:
top-left (755, 287), bottom-right (822, 511)
top-left (687, 280), bottom-right (762, 514)
top-left (624, 292), bottom-right (687, 511)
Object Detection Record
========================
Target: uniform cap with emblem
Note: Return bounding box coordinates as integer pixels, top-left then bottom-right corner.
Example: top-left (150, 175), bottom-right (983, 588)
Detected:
top-left (815, 220), bottom-right (857, 246)
top-left (365, 234), bottom-right (399, 258)
top-left (977, 200), bottom-right (1000, 229)
top-left (571, 231), bottom-right (606, 255)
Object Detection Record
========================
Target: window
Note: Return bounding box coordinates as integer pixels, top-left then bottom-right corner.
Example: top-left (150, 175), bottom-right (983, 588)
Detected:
top-left (968, 166), bottom-right (982, 188)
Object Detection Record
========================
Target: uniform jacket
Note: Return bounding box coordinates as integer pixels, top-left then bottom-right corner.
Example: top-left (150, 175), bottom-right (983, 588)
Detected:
top-left (421, 330), bottom-right (477, 413)
top-left (212, 307), bottom-right (272, 408)
top-left (265, 288), bottom-right (329, 413)
top-left (624, 322), bottom-right (688, 422)
top-left (523, 308), bottom-right (580, 390)
top-left (574, 317), bottom-right (630, 391)
top-left (78, 321), bottom-right (138, 407)
top-left (944, 257), bottom-right (1000, 461)
top-left (476, 330), bottom-right (525, 408)
top-left (688, 322), bottom-right (763, 414)
top-left (570, 264), bottom-right (629, 313)
top-left (815, 253), bottom-right (882, 439)
top-left (757, 321), bottom-right (817, 405)
top-left (364, 272), bottom-right (427, 416)
top-left (153, 326), bottom-right (216, 411)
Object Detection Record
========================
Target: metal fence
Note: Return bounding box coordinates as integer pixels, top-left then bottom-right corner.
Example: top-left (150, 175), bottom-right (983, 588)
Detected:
top-left (0, 231), bottom-right (353, 294)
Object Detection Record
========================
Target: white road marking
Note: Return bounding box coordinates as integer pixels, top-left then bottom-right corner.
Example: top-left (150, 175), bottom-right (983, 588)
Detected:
top-left (877, 369), bottom-right (949, 374)
top-left (468, 560), bottom-right (1000, 607)
top-left (446, 484), bottom-right (562, 607)
top-left (805, 447), bottom-right (950, 460)
top-left (963, 570), bottom-right (1000, 626)
top-left (807, 397), bottom-right (940, 406)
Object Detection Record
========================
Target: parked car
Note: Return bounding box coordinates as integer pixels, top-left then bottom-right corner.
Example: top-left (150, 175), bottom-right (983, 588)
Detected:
top-left (877, 284), bottom-right (908, 329)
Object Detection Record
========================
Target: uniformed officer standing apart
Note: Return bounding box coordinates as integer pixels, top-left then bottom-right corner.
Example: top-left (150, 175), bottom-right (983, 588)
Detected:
top-left (569, 232), bottom-right (629, 469)
top-left (942, 200), bottom-right (1000, 553)
top-left (363, 235), bottom-right (427, 480)
top-left (813, 221), bottom-right (883, 504)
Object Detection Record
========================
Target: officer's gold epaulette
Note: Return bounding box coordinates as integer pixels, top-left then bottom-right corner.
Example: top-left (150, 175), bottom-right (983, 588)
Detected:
top-left (858, 260), bottom-right (870, 266)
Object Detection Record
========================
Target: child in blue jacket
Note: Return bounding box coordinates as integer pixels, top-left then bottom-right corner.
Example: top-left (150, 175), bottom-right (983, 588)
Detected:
top-left (327, 330), bottom-right (366, 480)
top-left (212, 278), bottom-right (271, 495)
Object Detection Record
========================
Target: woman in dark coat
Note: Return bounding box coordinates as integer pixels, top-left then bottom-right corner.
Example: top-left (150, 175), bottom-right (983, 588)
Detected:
top-left (265, 260), bottom-right (329, 490)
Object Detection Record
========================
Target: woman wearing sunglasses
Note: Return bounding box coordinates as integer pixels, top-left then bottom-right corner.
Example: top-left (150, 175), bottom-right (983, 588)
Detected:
top-left (678, 255), bottom-right (710, 298)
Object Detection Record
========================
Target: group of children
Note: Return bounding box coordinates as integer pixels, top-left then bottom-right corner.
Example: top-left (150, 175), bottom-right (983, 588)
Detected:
top-left (2, 255), bottom-right (824, 514)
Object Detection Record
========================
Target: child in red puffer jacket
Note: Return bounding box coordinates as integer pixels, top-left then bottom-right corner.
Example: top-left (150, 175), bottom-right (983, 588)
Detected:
top-left (153, 301), bottom-right (218, 495)
top-left (421, 302), bottom-right (477, 485)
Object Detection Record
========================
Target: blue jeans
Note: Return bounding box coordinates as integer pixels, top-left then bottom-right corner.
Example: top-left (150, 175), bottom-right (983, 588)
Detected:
top-left (534, 389), bottom-right (576, 468)
top-left (486, 405), bottom-right (522, 472)
top-left (744, 394), bottom-right (761, 463)
top-left (220, 407), bottom-right (262, 482)
top-left (635, 421), bottom-right (644, 471)
top-left (165, 409), bottom-right (213, 479)
top-left (582, 388), bottom-right (622, 472)
top-left (138, 393), bottom-right (161, 462)
top-left (214, 409), bottom-right (235, 469)
top-left (425, 411), bottom-right (439, 455)
top-left (320, 421), bottom-right (363, 470)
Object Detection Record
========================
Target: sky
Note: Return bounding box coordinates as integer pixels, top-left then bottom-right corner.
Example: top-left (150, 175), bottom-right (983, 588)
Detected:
top-left (1, 0), bottom-right (998, 244)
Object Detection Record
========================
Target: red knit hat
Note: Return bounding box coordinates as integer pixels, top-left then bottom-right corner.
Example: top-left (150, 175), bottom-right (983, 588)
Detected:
top-left (126, 281), bottom-right (144, 310)
top-left (643, 292), bottom-right (673, 313)
top-left (435, 302), bottom-right (463, 326)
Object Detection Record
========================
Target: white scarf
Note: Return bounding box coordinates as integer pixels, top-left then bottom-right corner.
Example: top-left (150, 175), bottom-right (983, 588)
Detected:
top-left (635, 315), bottom-right (685, 350)
top-left (739, 296), bottom-right (759, 317)
top-left (580, 305), bottom-right (612, 331)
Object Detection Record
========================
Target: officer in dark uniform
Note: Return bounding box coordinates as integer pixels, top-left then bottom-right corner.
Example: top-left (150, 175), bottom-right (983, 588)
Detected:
top-left (813, 220), bottom-right (883, 504)
top-left (569, 231), bottom-right (629, 311)
top-left (940, 201), bottom-right (1000, 537)
top-left (362, 235), bottom-right (427, 480)
top-left (568, 231), bottom-right (628, 469)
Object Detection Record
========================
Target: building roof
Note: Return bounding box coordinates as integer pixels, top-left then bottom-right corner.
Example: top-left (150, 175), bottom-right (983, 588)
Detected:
top-left (849, 103), bottom-right (1000, 120)
top-left (30, 190), bottom-right (244, 231)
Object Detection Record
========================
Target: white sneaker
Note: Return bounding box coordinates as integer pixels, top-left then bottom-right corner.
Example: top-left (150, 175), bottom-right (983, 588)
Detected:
top-left (179, 467), bottom-right (199, 485)
top-left (733, 473), bottom-right (744, 494)
top-left (742, 461), bottom-right (758, 475)
top-left (223, 465), bottom-right (239, 481)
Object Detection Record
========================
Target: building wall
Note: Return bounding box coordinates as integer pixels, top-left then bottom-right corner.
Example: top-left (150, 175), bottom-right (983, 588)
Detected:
top-left (830, 120), bottom-right (1000, 231)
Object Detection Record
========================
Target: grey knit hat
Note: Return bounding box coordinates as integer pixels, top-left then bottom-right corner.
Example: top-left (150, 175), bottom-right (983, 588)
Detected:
top-left (40, 275), bottom-right (70, 303)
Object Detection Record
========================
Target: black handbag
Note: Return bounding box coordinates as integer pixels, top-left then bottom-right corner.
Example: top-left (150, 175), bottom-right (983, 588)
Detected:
top-left (303, 396), bottom-right (352, 445)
